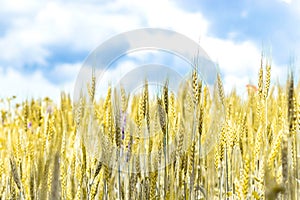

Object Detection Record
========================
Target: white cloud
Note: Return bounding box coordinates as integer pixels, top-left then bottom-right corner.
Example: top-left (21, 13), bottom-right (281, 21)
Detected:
top-left (50, 62), bottom-right (81, 83)
top-left (1, 0), bottom-right (287, 100)
top-left (200, 36), bottom-right (288, 94)
top-left (94, 60), bottom-right (137, 99)
top-left (125, 0), bottom-right (208, 38)
top-left (280, 0), bottom-right (292, 4)
top-left (0, 68), bottom-right (60, 102)
top-left (0, 0), bottom-right (209, 67)
top-left (0, 63), bottom-right (80, 102)
top-left (0, 0), bottom-right (43, 14)
top-left (201, 38), bottom-right (261, 80)
top-left (0, 0), bottom-right (143, 68)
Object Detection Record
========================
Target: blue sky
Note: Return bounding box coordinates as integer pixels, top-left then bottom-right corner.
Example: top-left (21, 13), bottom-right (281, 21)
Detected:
top-left (176, 0), bottom-right (300, 65)
top-left (0, 0), bottom-right (299, 101)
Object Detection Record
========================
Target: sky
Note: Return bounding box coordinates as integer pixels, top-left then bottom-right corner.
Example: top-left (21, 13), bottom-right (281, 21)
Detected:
top-left (0, 0), bottom-right (299, 102)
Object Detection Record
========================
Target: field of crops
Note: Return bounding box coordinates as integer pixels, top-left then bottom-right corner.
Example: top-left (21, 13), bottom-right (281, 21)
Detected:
top-left (0, 60), bottom-right (299, 199)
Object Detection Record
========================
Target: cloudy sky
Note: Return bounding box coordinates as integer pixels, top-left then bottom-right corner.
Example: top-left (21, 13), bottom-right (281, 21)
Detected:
top-left (0, 0), bottom-right (299, 101)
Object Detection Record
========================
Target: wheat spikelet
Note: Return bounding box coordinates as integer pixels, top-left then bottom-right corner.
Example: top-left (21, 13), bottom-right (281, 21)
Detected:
top-left (157, 98), bottom-right (166, 135)
top-left (258, 55), bottom-right (264, 99)
top-left (163, 80), bottom-right (169, 115)
top-left (144, 80), bottom-right (151, 136)
top-left (242, 154), bottom-right (250, 198)
top-left (75, 95), bottom-right (85, 129)
top-left (90, 170), bottom-right (101, 199)
top-left (169, 92), bottom-right (176, 121)
top-left (198, 105), bottom-right (203, 137)
top-left (214, 145), bottom-right (220, 171)
top-left (219, 125), bottom-right (226, 162)
top-left (254, 126), bottom-right (263, 162)
top-left (268, 130), bottom-right (283, 170)
top-left (23, 101), bottom-right (29, 133)
top-left (192, 70), bottom-right (199, 105)
top-left (137, 93), bottom-right (144, 131)
top-left (10, 156), bottom-right (21, 191)
top-left (120, 86), bottom-right (129, 113)
top-left (288, 72), bottom-right (296, 135)
top-left (60, 163), bottom-right (66, 199)
top-left (93, 160), bottom-right (102, 183)
top-left (217, 73), bottom-right (225, 107)
top-left (87, 68), bottom-right (96, 102)
top-left (264, 61), bottom-right (271, 99)
top-left (113, 93), bottom-right (121, 149)
top-left (281, 132), bottom-right (288, 197)
top-left (150, 171), bottom-right (158, 199)
top-left (128, 172), bottom-right (137, 199)
top-left (176, 117), bottom-right (184, 159)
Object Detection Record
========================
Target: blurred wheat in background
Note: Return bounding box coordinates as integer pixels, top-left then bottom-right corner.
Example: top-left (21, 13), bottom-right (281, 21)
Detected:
top-left (0, 58), bottom-right (299, 199)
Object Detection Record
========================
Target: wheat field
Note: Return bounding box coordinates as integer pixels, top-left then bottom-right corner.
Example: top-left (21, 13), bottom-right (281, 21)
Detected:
top-left (0, 60), bottom-right (299, 199)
